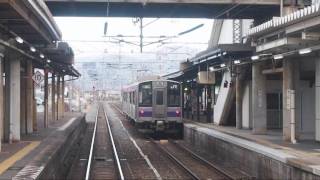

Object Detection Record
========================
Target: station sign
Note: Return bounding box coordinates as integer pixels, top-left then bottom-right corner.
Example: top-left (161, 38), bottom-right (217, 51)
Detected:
top-left (32, 70), bottom-right (44, 85)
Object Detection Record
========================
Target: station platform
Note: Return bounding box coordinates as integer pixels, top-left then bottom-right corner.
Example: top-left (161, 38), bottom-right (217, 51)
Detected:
top-left (183, 119), bottom-right (320, 179)
top-left (0, 112), bottom-right (85, 179)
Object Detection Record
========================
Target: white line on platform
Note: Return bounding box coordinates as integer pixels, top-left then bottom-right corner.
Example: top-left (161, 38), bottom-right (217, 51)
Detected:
top-left (106, 104), bottom-right (162, 180)
top-left (58, 117), bottom-right (77, 131)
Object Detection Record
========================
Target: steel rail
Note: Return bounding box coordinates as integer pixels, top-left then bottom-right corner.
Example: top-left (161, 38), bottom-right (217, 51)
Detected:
top-left (85, 106), bottom-right (99, 180)
top-left (112, 103), bottom-right (235, 179)
top-left (150, 139), bottom-right (200, 180)
top-left (103, 105), bottom-right (125, 180)
top-left (169, 140), bottom-right (234, 180)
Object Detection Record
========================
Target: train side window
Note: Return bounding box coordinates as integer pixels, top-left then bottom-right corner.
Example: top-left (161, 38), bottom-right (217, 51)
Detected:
top-left (130, 92), bottom-right (132, 104)
top-left (131, 92), bottom-right (134, 104)
top-left (133, 92), bottom-right (135, 104)
top-left (156, 91), bottom-right (164, 105)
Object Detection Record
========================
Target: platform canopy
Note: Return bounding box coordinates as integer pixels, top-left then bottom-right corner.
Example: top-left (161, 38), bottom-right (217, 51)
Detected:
top-left (0, 0), bottom-right (61, 44)
top-left (164, 44), bottom-right (253, 81)
top-left (45, 0), bottom-right (280, 19)
top-left (0, 0), bottom-right (79, 77)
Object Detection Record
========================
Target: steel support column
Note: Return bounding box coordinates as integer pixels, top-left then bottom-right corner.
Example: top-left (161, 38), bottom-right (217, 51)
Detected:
top-left (26, 61), bottom-right (33, 133)
top-left (32, 69), bottom-right (37, 132)
top-left (315, 58), bottom-right (320, 141)
top-left (56, 75), bottom-right (60, 120)
top-left (61, 75), bottom-right (65, 117)
top-left (32, 67), bottom-right (37, 132)
top-left (197, 84), bottom-right (200, 122)
top-left (51, 73), bottom-right (56, 121)
top-left (206, 85), bottom-right (212, 123)
top-left (20, 64), bottom-right (26, 135)
top-left (0, 46), bottom-right (4, 150)
top-left (236, 66), bottom-right (243, 129)
top-left (44, 69), bottom-right (49, 128)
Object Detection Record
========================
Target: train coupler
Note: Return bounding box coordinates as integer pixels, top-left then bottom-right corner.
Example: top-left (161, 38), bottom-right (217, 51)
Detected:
top-left (155, 120), bottom-right (165, 131)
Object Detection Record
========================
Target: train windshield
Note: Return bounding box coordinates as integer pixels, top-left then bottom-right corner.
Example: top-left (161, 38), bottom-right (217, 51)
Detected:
top-left (167, 82), bottom-right (181, 107)
top-left (139, 82), bottom-right (152, 106)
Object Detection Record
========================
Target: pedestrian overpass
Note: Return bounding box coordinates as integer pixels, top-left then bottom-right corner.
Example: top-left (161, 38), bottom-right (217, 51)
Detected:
top-left (45, 0), bottom-right (281, 19)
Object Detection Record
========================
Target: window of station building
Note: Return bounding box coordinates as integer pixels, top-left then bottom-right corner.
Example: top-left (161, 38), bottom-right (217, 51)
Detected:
top-left (139, 82), bottom-right (152, 106)
top-left (167, 82), bottom-right (181, 107)
top-left (156, 91), bottom-right (164, 105)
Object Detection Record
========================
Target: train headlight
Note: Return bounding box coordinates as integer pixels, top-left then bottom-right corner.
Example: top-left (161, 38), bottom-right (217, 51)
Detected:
top-left (139, 110), bottom-right (144, 116)
top-left (175, 110), bottom-right (181, 117)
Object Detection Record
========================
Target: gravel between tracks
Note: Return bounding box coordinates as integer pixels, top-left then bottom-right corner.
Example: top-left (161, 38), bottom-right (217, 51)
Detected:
top-left (109, 103), bottom-right (194, 179)
top-left (67, 123), bottom-right (94, 180)
top-left (104, 103), bottom-right (158, 179)
top-left (91, 107), bottom-right (118, 179)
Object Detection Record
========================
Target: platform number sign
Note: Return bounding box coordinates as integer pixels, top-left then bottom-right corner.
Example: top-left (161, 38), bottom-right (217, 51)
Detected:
top-left (32, 70), bottom-right (44, 86)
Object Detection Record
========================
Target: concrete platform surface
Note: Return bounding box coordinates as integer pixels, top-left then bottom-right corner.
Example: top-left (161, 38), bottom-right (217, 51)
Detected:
top-left (184, 120), bottom-right (320, 176)
top-left (0, 112), bottom-right (84, 179)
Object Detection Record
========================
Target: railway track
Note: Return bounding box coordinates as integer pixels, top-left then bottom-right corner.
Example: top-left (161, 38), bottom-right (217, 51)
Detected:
top-left (69, 102), bottom-right (251, 179)
top-left (151, 139), bottom-right (234, 180)
top-left (85, 104), bottom-right (124, 180)
top-left (110, 102), bottom-right (250, 180)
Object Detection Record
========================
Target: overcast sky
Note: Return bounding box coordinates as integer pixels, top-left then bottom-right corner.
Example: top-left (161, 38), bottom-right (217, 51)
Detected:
top-left (54, 17), bottom-right (214, 90)
top-left (55, 17), bottom-right (213, 57)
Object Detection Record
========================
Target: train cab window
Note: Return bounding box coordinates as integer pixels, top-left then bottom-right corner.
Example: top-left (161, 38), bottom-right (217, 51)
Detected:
top-left (139, 82), bottom-right (152, 106)
top-left (167, 82), bottom-right (181, 107)
top-left (156, 91), bottom-right (164, 105)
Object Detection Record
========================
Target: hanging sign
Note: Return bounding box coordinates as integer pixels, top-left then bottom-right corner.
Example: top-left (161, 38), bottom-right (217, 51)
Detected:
top-left (32, 70), bottom-right (44, 85)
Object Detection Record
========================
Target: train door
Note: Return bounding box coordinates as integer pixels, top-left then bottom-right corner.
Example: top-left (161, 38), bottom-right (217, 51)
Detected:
top-left (153, 88), bottom-right (167, 118)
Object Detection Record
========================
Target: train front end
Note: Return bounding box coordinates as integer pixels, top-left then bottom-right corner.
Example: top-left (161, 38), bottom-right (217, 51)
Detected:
top-left (137, 80), bottom-right (182, 134)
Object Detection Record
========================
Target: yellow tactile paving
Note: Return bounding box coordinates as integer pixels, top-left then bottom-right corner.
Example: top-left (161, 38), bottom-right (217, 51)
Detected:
top-left (0, 141), bottom-right (40, 175)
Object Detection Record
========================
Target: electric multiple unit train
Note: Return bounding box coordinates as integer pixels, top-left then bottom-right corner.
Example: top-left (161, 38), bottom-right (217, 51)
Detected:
top-left (121, 80), bottom-right (182, 133)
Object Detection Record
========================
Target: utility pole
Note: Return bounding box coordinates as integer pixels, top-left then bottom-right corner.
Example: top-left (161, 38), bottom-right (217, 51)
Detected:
top-left (140, 17), bottom-right (143, 53)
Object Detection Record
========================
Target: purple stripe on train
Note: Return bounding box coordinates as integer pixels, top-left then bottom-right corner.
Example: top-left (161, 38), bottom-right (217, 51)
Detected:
top-left (139, 110), bottom-right (152, 117)
top-left (167, 109), bottom-right (181, 117)
top-left (167, 111), bottom-right (177, 117)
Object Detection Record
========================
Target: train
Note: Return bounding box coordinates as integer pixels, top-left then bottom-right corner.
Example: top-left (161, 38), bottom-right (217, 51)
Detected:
top-left (121, 79), bottom-right (183, 134)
